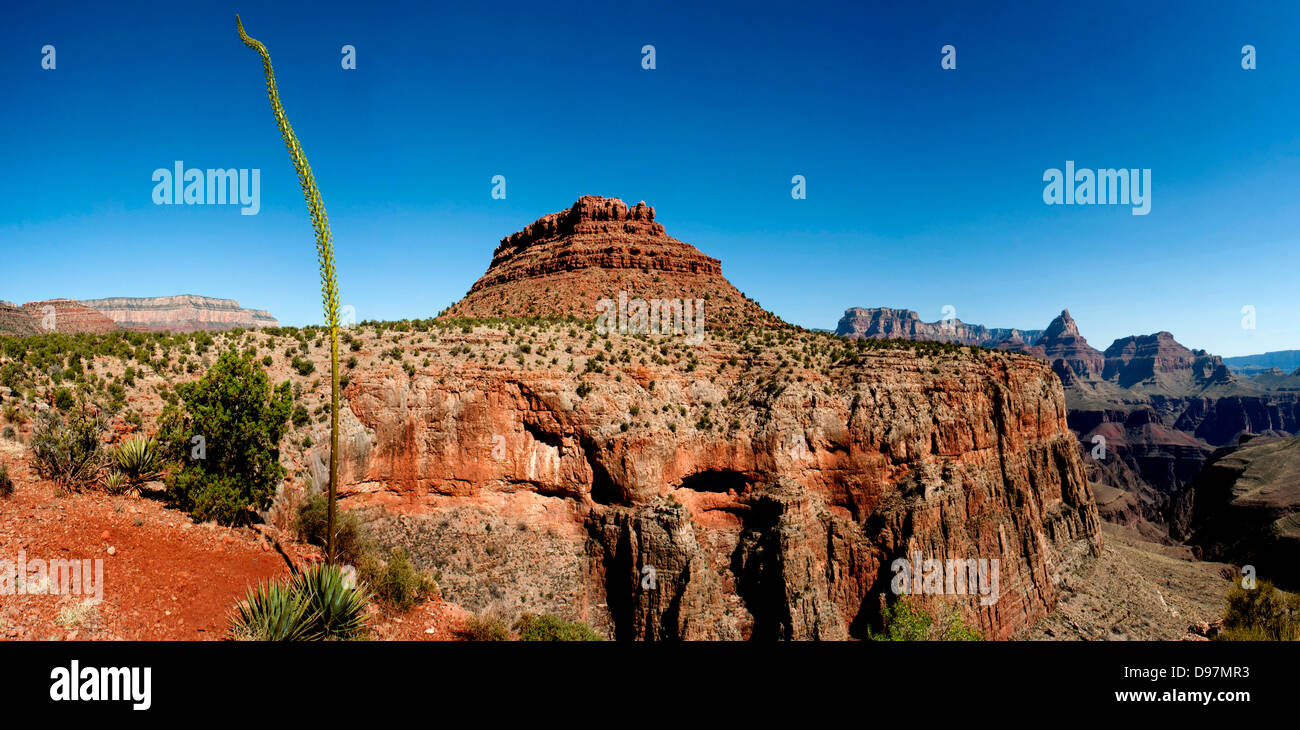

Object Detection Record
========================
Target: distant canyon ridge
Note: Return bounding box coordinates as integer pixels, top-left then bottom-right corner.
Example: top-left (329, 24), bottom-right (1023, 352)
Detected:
top-left (0, 295), bottom-right (277, 336)
top-left (837, 305), bottom-right (1300, 585)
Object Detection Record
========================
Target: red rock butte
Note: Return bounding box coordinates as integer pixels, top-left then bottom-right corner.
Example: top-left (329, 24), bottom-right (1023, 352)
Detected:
top-left (440, 196), bottom-right (785, 331)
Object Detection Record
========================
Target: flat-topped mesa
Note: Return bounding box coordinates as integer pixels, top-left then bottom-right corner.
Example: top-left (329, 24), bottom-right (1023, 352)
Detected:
top-left (835, 306), bottom-right (1045, 349)
top-left (1103, 332), bottom-right (1196, 380)
top-left (495, 195), bottom-right (664, 254)
top-left (80, 294), bottom-right (278, 333)
top-left (443, 195), bottom-right (782, 331)
top-left (1094, 330), bottom-right (1236, 389)
top-left (18, 299), bottom-right (119, 334)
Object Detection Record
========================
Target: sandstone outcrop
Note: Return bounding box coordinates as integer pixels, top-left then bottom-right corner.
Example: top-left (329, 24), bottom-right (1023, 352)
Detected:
top-left (80, 295), bottom-right (278, 332)
top-left (0, 301), bottom-right (39, 336)
top-left (440, 196), bottom-right (784, 331)
top-left (330, 337), bottom-right (1099, 640)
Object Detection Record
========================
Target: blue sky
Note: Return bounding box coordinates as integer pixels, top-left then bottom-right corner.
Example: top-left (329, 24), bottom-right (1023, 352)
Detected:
top-left (1, 0), bottom-right (1297, 357)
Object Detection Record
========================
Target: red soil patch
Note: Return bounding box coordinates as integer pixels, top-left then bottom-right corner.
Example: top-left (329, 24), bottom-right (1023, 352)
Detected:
top-left (0, 441), bottom-right (289, 641)
top-left (0, 440), bottom-right (470, 641)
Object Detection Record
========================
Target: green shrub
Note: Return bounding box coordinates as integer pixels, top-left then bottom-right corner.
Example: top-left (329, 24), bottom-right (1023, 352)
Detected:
top-left (870, 597), bottom-right (983, 641)
top-left (30, 404), bottom-right (106, 492)
top-left (362, 547), bottom-right (435, 610)
top-left (0, 463), bottom-right (13, 498)
top-left (158, 349), bottom-right (292, 525)
top-left (53, 387), bottom-right (75, 411)
top-left (513, 614), bottom-right (603, 642)
top-left (1220, 577), bottom-right (1300, 641)
top-left (463, 615), bottom-right (510, 641)
top-left (294, 494), bottom-right (369, 563)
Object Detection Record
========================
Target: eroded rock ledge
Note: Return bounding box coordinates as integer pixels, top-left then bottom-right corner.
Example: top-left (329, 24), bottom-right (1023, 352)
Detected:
top-left (318, 329), bottom-right (1100, 640)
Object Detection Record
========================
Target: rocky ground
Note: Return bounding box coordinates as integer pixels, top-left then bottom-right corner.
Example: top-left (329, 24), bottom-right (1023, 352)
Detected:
top-left (1020, 523), bottom-right (1233, 641)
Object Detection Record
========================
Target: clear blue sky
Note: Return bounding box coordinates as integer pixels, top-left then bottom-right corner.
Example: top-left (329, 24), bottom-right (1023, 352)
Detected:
top-left (1, 0), bottom-right (1297, 357)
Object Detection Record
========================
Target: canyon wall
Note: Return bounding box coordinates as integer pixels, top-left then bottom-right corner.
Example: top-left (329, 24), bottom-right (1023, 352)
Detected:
top-left (308, 335), bottom-right (1100, 640)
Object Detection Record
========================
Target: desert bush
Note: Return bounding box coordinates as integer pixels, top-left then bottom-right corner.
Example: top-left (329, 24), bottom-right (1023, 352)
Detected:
top-left (869, 597), bottom-right (983, 641)
top-left (294, 494), bottom-right (369, 563)
top-left (1219, 577), bottom-right (1300, 641)
top-left (293, 562), bottom-right (370, 640)
top-left (229, 579), bottom-right (313, 641)
top-left (361, 547), bottom-right (436, 610)
top-left (463, 615), bottom-right (510, 641)
top-left (113, 435), bottom-right (162, 493)
top-left (513, 614), bottom-right (603, 642)
top-left (229, 563), bottom-right (370, 641)
top-left (0, 463), bottom-right (13, 498)
top-left (102, 471), bottom-right (128, 495)
top-left (158, 349), bottom-right (292, 525)
top-left (30, 403), bottom-right (107, 492)
top-left (1, 426), bottom-right (14, 441)
top-left (53, 387), bottom-right (75, 411)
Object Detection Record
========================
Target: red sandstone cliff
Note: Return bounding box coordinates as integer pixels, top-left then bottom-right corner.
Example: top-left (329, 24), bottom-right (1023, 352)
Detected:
top-left (304, 197), bottom-right (1103, 640)
top-left (329, 341), bottom-right (1099, 640)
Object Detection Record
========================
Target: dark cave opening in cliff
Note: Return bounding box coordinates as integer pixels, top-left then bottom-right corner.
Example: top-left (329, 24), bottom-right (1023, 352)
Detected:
top-left (677, 469), bottom-right (751, 495)
top-left (578, 435), bottom-right (622, 504)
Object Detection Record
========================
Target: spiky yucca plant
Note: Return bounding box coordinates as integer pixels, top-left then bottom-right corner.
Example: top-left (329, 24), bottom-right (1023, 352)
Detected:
top-left (102, 471), bottom-right (128, 496)
top-left (294, 562), bottom-right (370, 640)
top-left (237, 14), bottom-right (342, 563)
top-left (113, 435), bottom-right (161, 495)
top-left (230, 579), bottom-right (314, 641)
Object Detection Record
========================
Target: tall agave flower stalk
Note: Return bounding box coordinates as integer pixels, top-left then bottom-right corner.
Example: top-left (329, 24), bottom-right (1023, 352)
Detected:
top-left (237, 15), bottom-right (342, 563)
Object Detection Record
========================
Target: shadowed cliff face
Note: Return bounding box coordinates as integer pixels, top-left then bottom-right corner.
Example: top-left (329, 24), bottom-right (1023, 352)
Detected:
top-left (1173, 435), bottom-right (1300, 590)
top-left (313, 325), bottom-right (1100, 640)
